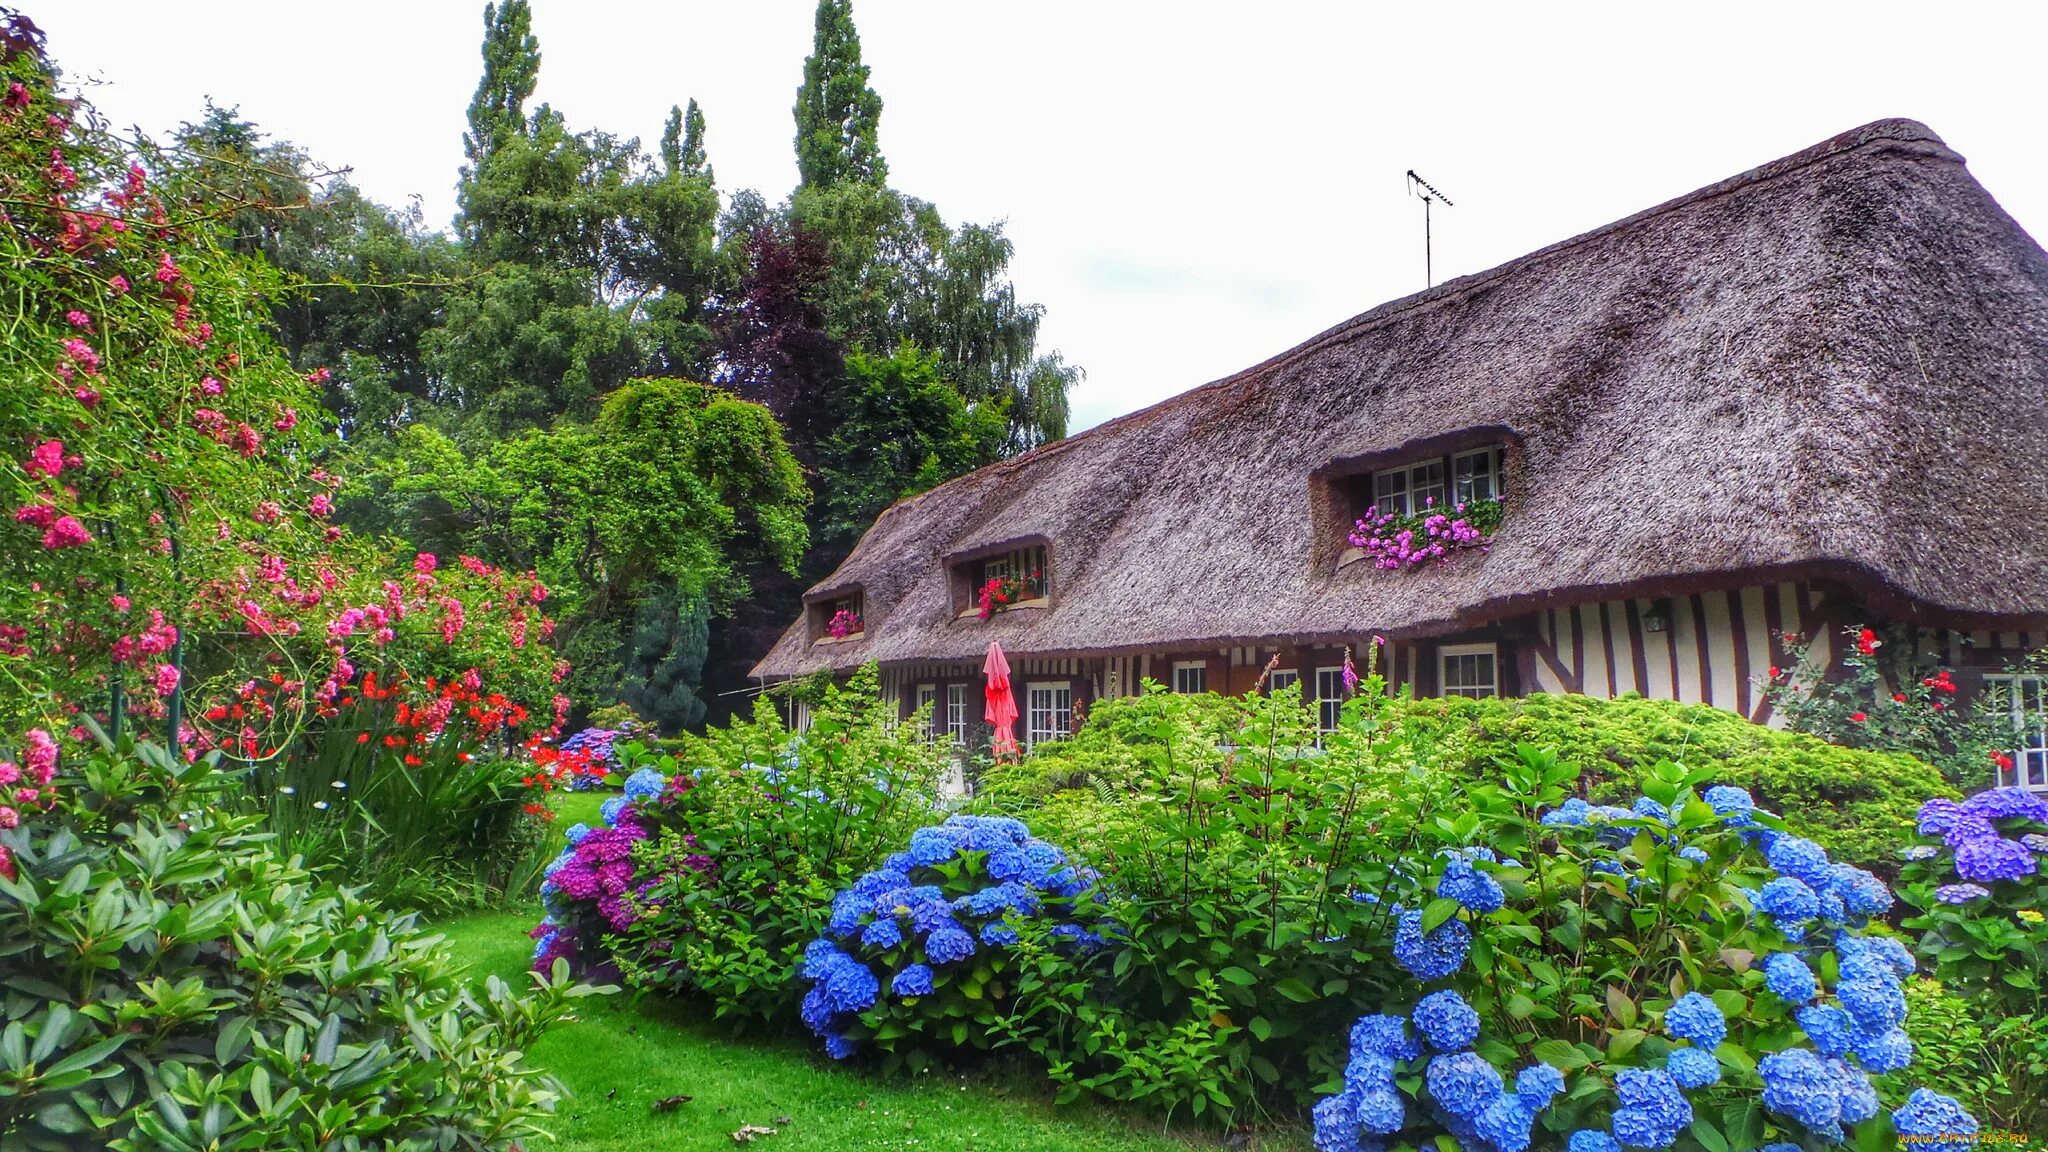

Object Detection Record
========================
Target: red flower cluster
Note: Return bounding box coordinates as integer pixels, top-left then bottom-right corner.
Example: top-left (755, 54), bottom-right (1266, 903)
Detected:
top-left (1856, 628), bottom-right (1881, 656)
top-left (977, 572), bottom-right (1040, 621)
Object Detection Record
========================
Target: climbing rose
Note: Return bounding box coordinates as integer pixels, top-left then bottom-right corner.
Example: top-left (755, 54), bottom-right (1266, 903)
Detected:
top-left (41, 516), bottom-right (90, 549)
top-left (153, 664), bottom-right (180, 695)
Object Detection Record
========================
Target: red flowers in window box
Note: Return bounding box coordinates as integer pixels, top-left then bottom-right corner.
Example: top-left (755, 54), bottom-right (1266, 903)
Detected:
top-left (826, 608), bottom-right (862, 639)
top-left (977, 572), bottom-right (1040, 621)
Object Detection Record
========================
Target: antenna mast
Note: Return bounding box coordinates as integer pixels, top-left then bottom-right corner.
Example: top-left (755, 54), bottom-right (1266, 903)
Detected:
top-left (1406, 169), bottom-right (1454, 288)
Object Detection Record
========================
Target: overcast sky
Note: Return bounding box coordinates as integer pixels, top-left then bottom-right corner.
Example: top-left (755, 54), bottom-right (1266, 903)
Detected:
top-left (46, 2), bottom-right (2048, 432)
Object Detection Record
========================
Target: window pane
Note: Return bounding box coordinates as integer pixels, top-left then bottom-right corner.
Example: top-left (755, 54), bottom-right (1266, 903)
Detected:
top-left (1315, 668), bottom-right (1347, 731)
top-left (1268, 669), bottom-right (1299, 695)
top-left (1174, 663), bottom-right (1206, 694)
top-left (1412, 461), bottom-right (1446, 513)
top-left (1442, 650), bottom-right (1499, 699)
top-left (1373, 471), bottom-right (1408, 517)
top-left (1454, 451), bottom-right (1497, 504)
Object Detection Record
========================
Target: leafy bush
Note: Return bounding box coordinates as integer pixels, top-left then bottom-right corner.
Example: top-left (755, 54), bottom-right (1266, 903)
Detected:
top-left (533, 666), bottom-right (949, 1024)
top-left (798, 814), bottom-right (1110, 1064)
top-left (977, 684), bottom-right (1243, 803)
top-left (1396, 692), bottom-right (1952, 872)
top-left (0, 733), bottom-right (604, 1150)
top-left (1310, 750), bottom-right (1982, 1152)
top-left (1897, 787), bottom-right (2048, 1130)
top-left (989, 683), bottom-right (1445, 1123)
top-left (1765, 624), bottom-right (2040, 790)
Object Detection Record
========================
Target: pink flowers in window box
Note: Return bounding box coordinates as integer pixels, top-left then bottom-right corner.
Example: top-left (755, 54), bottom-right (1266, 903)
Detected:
top-left (827, 609), bottom-right (863, 639)
top-left (1348, 498), bottom-right (1503, 570)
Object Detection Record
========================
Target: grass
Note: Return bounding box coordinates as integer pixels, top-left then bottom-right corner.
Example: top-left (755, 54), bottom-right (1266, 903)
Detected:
top-left (437, 908), bottom-right (1309, 1152)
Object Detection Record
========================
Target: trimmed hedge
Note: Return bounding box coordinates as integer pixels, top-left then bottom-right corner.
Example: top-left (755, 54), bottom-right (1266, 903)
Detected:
top-left (989, 689), bottom-right (1951, 872)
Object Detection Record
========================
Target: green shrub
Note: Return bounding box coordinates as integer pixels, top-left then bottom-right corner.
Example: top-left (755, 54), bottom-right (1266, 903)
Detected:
top-left (0, 735), bottom-right (605, 1150)
top-left (555, 666), bottom-right (949, 1024)
top-left (1393, 692), bottom-right (1952, 871)
top-left (978, 685), bottom-right (1243, 803)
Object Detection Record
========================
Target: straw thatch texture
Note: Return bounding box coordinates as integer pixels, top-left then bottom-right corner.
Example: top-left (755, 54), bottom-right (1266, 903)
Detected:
top-left (755, 119), bottom-right (2048, 680)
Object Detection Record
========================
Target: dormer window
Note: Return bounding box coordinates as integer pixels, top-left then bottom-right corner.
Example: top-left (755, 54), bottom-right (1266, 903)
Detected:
top-left (1322, 439), bottom-right (1511, 572)
top-left (952, 543), bottom-right (1051, 618)
top-left (810, 589), bottom-right (865, 643)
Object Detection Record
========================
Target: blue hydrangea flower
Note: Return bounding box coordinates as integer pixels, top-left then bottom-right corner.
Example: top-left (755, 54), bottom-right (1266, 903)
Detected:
top-left (1542, 798), bottom-right (1591, 827)
top-left (1917, 798), bottom-right (1965, 837)
top-left (1666, 1047), bottom-right (1720, 1089)
top-left (1355, 1086), bottom-right (1405, 1135)
top-left (1935, 882), bottom-right (1991, 904)
top-left (1838, 975), bottom-right (1907, 1032)
top-left (2024, 833), bottom-right (2048, 854)
top-left (622, 767), bottom-right (666, 802)
top-left (853, 868), bottom-right (912, 898)
top-left (564, 822), bottom-right (592, 845)
top-left (1475, 1095), bottom-right (1538, 1152)
top-left (1514, 1063), bottom-right (1565, 1108)
top-left (1763, 952), bottom-right (1818, 1003)
top-left (883, 851), bottom-right (917, 873)
top-left (827, 891), bottom-right (866, 938)
top-left (1756, 876), bottom-right (1821, 927)
top-left (822, 956), bottom-right (879, 1013)
top-left (1414, 990), bottom-right (1481, 1051)
top-left (1954, 834), bottom-right (2037, 884)
top-left (1903, 844), bottom-right (1940, 861)
top-left (1835, 932), bottom-right (1917, 978)
top-left (1828, 1058), bottom-right (1879, 1123)
top-left (1703, 785), bottom-right (1755, 817)
top-left (1437, 856), bottom-right (1506, 913)
top-left (1767, 836), bottom-right (1833, 886)
top-left (1663, 992), bottom-right (1727, 1048)
top-left (1945, 814), bottom-right (2000, 848)
top-left (1825, 864), bottom-right (1894, 918)
top-left (1679, 846), bottom-right (1710, 864)
top-left (1799, 1004), bottom-right (1853, 1058)
top-left (1849, 1025), bottom-right (1913, 1073)
top-left (911, 898), bottom-right (961, 935)
top-left (1611, 1067), bottom-right (1692, 1149)
top-left (823, 1031), bottom-right (856, 1060)
top-left (980, 921), bottom-right (1019, 947)
top-left (1351, 1015), bottom-right (1424, 1062)
top-left (1891, 1089), bottom-right (1979, 1140)
top-left (1394, 909), bottom-right (1471, 980)
top-left (802, 939), bottom-right (846, 979)
top-left (1631, 797), bottom-right (1671, 824)
top-left (891, 963), bottom-right (935, 997)
top-left (906, 827), bottom-right (965, 867)
top-left (925, 926), bottom-right (976, 965)
top-left (1345, 1052), bottom-right (1396, 1087)
top-left (599, 796), bottom-right (627, 826)
top-left (1961, 786), bottom-right (2048, 823)
top-left (1570, 1131), bottom-right (1623, 1152)
top-left (861, 918), bottom-right (904, 950)
top-left (1759, 1048), bottom-right (1843, 1140)
top-left (1311, 1090), bottom-right (1360, 1152)
top-left (1424, 1051), bottom-right (1503, 1119)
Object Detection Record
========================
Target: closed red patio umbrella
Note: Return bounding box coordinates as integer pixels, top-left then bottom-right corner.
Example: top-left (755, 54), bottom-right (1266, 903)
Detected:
top-left (983, 640), bottom-right (1020, 759)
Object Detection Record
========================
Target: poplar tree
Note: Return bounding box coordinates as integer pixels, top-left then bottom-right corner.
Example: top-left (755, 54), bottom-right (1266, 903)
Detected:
top-left (661, 98), bottom-right (712, 182)
top-left (793, 0), bottom-right (886, 190)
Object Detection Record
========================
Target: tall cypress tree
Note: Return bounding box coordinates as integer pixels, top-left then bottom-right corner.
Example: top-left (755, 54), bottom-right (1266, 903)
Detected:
top-left (462, 1), bottom-right (539, 169)
top-left (793, 0), bottom-right (886, 190)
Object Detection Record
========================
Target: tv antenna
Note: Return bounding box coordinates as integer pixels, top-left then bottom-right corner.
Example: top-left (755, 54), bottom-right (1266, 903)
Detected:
top-left (1406, 169), bottom-right (1454, 288)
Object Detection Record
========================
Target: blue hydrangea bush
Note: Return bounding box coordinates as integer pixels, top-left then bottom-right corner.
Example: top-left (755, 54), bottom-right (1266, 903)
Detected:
top-left (1896, 786), bottom-right (2048, 1129)
top-left (799, 814), bottom-right (1108, 1065)
top-left (1310, 747), bottom-right (1983, 1152)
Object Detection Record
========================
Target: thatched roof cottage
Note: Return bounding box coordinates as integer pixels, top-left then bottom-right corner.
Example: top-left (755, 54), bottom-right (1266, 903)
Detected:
top-left (753, 119), bottom-right (2048, 787)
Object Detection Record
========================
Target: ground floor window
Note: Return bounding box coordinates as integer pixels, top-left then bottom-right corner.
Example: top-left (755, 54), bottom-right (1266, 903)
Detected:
top-left (915, 683), bottom-right (938, 742)
top-left (1440, 643), bottom-right (1500, 699)
top-left (1314, 666), bottom-right (1347, 732)
top-left (1268, 668), bottom-right (1300, 696)
top-left (1172, 661), bottom-right (1207, 694)
top-left (1026, 682), bottom-right (1072, 748)
top-left (946, 683), bottom-right (969, 746)
top-left (1987, 675), bottom-right (2048, 790)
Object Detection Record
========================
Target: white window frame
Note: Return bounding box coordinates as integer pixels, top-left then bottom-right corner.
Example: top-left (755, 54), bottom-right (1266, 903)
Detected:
top-left (1314, 665), bottom-right (1348, 732)
top-left (1172, 661), bottom-right (1208, 695)
top-left (1986, 674), bottom-right (2048, 791)
top-left (914, 683), bottom-right (938, 742)
top-left (1372, 460), bottom-right (1445, 518)
top-left (1439, 643), bottom-right (1501, 699)
top-left (945, 683), bottom-right (969, 746)
top-left (1025, 681), bottom-right (1072, 749)
top-left (1267, 668), bottom-right (1300, 696)
top-left (1451, 448), bottom-right (1501, 506)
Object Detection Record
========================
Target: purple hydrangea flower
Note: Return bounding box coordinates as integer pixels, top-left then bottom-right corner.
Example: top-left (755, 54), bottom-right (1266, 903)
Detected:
top-left (1953, 835), bottom-right (2038, 884)
top-left (1935, 883), bottom-right (1992, 905)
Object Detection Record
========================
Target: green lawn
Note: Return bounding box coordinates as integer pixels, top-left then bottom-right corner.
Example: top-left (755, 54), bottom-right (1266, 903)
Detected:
top-left (437, 908), bottom-right (1309, 1152)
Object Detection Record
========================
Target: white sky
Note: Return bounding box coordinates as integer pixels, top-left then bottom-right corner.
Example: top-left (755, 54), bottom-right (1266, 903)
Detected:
top-left (47, 2), bottom-right (2048, 432)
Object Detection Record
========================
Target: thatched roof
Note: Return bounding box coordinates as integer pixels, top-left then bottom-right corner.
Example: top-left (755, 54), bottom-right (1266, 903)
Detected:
top-left (754, 118), bottom-right (2048, 680)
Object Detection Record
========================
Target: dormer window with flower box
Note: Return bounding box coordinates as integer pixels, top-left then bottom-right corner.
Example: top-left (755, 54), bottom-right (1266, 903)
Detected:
top-left (809, 589), bottom-right (865, 644)
top-left (1337, 444), bottom-right (1507, 570)
top-left (950, 543), bottom-right (1050, 620)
